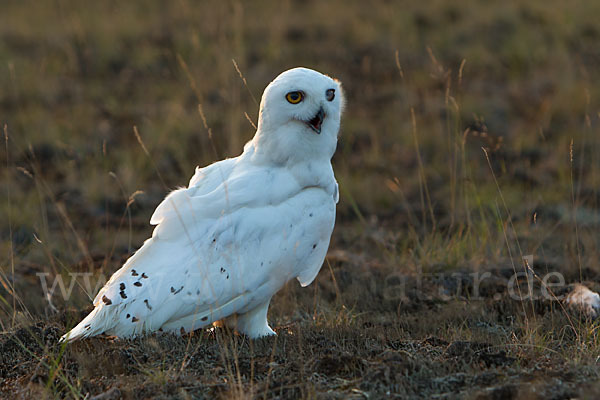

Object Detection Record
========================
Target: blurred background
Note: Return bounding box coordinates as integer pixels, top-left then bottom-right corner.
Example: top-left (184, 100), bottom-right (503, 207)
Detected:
top-left (1, 0), bottom-right (600, 330)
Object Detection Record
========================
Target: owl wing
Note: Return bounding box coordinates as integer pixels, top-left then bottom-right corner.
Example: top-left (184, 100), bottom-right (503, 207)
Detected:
top-left (60, 162), bottom-right (334, 342)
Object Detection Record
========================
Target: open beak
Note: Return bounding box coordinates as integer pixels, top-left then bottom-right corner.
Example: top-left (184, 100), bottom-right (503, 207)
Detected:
top-left (305, 107), bottom-right (325, 134)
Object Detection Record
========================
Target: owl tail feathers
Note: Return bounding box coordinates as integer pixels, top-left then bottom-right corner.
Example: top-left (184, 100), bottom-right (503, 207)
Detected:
top-left (59, 307), bottom-right (106, 343)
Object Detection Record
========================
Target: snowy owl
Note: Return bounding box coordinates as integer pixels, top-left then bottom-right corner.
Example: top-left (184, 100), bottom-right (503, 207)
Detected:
top-left (61, 67), bottom-right (344, 342)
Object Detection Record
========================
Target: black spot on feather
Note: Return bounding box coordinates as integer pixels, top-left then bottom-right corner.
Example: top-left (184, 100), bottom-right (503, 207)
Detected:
top-left (201, 316), bottom-right (208, 321)
top-left (131, 269), bottom-right (139, 276)
top-left (144, 299), bottom-right (152, 310)
top-left (134, 281), bottom-right (142, 287)
top-left (120, 291), bottom-right (127, 299)
top-left (132, 317), bottom-right (139, 322)
top-left (220, 267), bottom-right (226, 273)
top-left (126, 314), bottom-right (130, 318)
top-left (141, 273), bottom-right (148, 279)
top-left (102, 295), bottom-right (112, 305)
top-left (312, 244), bottom-right (317, 249)
top-left (120, 283), bottom-right (125, 290)
top-left (171, 286), bottom-right (183, 294)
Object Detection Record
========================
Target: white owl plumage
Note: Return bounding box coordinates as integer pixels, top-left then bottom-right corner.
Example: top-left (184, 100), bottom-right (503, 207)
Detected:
top-left (61, 67), bottom-right (344, 342)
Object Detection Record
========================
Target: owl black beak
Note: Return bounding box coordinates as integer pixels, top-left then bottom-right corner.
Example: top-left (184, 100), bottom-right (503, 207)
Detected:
top-left (306, 107), bottom-right (325, 134)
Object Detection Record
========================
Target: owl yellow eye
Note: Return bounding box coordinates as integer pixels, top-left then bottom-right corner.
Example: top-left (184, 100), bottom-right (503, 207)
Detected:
top-left (285, 91), bottom-right (304, 104)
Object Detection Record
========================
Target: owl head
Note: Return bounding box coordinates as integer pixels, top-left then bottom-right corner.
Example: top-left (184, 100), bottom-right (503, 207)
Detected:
top-left (251, 68), bottom-right (345, 165)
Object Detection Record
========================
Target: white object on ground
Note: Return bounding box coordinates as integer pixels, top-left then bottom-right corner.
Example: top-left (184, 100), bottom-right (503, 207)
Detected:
top-left (565, 284), bottom-right (600, 318)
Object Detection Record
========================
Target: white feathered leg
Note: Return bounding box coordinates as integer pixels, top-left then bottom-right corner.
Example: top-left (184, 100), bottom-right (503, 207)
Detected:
top-left (227, 298), bottom-right (276, 338)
